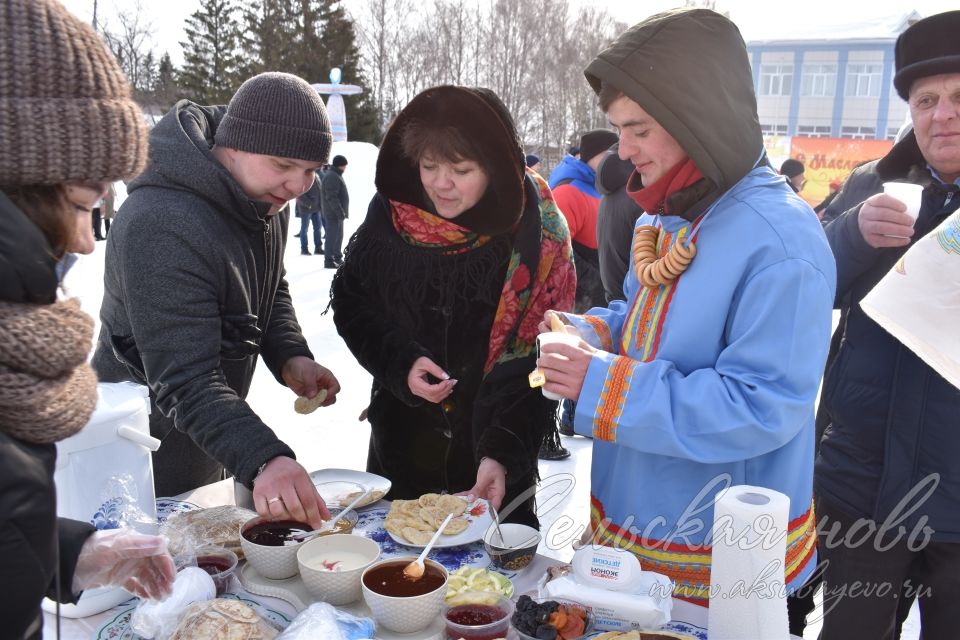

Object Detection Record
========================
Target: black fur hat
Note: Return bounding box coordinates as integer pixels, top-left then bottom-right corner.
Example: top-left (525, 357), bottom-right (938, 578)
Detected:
top-left (893, 11), bottom-right (960, 100)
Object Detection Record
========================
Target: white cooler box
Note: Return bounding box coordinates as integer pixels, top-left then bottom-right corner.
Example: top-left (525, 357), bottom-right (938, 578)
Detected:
top-left (42, 381), bottom-right (162, 618)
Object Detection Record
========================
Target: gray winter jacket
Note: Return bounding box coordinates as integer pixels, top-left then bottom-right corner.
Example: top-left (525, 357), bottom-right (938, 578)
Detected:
top-left (92, 101), bottom-right (311, 494)
top-left (321, 168), bottom-right (349, 220)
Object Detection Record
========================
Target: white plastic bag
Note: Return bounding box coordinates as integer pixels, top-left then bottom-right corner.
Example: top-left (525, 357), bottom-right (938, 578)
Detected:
top-left (861, 208), bottom-right (960, 390)
top-left (129, 567), bottom-right (215, 639)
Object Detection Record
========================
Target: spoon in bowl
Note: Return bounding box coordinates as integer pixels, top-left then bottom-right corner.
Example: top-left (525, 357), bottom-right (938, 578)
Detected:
top-left (489, 503), bottom-right (505, 546)
top-left (291, 488), bottom-right (372, 542)
top-left (403, 513), bottom-right (454, 580)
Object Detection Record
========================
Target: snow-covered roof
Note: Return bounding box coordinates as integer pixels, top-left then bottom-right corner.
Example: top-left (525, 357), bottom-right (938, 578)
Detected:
top-left (745, 11), bottom-right (921, 45)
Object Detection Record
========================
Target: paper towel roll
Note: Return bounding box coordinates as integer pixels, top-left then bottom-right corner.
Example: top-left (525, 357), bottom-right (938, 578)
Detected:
top-left (707, 485), bottom-right (790, 640)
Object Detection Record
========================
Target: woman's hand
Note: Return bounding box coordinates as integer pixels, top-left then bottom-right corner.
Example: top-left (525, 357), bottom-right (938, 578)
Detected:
top-left (459, 457), bottom-right (507, 510)
top-left (407, 356), bottom-right (457, 403)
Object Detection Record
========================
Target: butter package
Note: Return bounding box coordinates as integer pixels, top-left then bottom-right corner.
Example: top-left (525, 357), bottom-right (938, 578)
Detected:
top-left (542, 546), bottom-right (672, 631)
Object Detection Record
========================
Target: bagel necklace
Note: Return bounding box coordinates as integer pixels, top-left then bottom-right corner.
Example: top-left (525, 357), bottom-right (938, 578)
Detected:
top-left (632, 220), bottom-right (696, 288)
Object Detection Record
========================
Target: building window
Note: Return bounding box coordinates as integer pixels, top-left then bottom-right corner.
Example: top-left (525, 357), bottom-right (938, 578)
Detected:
top-left (759, 64), bottom-right (793, 96)
top-left (797, 125), bottom-right (833, 138)
top-left (760, 123), bottom-right (789, 135)
top-left (845, 63), bottom-right (883, 97)
top-left (840, 125), bottom-right (877, 140)
top-left (801, 63), bottom-right (836, 97)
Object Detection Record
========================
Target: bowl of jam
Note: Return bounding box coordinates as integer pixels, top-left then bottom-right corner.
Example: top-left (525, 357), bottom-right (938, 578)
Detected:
top-left (361, 557), bottom-right (448, 633)
top-left (195, 545), bottom-right (238, 595)
top-left (442, 592), bottom-right (514, 640)
top-left (240, 516), bottom-right (312, 579)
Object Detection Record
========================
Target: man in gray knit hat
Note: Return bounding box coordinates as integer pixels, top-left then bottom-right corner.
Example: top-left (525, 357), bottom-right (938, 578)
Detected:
top-left (93, 72), bottom-right (341, 528)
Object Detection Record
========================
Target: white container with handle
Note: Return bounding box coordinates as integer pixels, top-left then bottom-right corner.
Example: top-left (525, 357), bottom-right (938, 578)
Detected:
top-left (42, 381), bottom-right (160, 618)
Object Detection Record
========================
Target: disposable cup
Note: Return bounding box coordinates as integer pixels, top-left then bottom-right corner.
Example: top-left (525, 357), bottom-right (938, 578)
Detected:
top-left (883, 182), bottom-right (923, 222)
top-left (536, 332), bottom-right (581, 401)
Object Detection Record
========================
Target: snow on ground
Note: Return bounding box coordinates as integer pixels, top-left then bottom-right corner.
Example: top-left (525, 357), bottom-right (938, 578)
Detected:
top-left (61, 139), bottom-right (919, 640)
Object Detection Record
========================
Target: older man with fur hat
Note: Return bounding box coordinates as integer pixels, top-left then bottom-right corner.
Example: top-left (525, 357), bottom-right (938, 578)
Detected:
top-left (815, 10), bottom-right (960, 639)
top-left (534, 8), bottom-right (835, 614)
top-left (92, 72), bottom-right (341, 529)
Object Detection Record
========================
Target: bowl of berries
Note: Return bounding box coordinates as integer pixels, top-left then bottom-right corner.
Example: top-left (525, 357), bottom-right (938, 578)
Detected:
top-left (511, 595), bottom-right (592, 640)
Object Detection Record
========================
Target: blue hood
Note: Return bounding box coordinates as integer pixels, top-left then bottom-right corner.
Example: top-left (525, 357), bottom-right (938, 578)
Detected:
top-left (548, 155), bottom-right (600, 198)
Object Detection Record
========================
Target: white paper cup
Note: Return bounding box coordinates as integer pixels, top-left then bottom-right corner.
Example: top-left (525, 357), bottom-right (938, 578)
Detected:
top-left (883, 182), bottom-right (923, 222)
top-left (536, 332), bottom-right (581, 401)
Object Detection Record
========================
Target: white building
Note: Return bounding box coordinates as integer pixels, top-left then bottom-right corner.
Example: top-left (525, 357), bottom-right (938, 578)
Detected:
top-left (747, 11), bottom-right (920, 141)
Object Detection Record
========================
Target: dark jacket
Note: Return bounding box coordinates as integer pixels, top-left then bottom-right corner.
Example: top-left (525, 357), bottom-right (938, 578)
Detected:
top-left (816, 130), bottom-right (960, 541)
top-left (331, 87), bottom-right (570, 527)
top-left (595, 149), bottom-right (644, 302)
top-left (91, 101), bottom-right (311, 496)
top-left (321, 168), bottom-right (348, 220)
top-left (296, 175), bottom-right (323, 216)
top-left (0, 193), bottom-right (95, 639)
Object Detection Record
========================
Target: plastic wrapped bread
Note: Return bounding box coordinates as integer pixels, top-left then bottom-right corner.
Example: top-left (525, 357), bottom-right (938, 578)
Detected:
top-left (170, 599), bottom-right (278, 640)
top-left (161, 505), bottom-right (257, 560)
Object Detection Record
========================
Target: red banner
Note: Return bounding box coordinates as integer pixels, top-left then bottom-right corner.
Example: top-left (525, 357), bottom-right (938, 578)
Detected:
top-left (789, 137), bottom-right (893, 207)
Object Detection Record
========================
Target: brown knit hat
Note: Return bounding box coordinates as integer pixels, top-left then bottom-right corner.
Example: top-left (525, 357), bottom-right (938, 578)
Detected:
top-left (215, 72), bottom-right (332, 164)
top-left (0, 0), bottom-right (149, 186)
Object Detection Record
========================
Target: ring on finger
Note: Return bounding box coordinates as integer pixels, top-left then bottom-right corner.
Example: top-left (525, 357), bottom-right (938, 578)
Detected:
top-left (268, 496), bottom-right (283, 505)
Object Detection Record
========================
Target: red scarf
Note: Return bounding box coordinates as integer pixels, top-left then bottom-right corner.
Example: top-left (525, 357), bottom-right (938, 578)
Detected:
top-left (628, 157), bottom-right (703, 215)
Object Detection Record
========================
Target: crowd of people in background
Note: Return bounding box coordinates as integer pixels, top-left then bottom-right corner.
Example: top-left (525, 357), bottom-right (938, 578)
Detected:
top-left (2, 1), bottom-right (959, 639)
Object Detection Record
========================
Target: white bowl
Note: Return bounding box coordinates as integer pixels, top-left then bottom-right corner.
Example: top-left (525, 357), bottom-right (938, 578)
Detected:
top-left (239, 516), bottom-right (310, 580)
top-left (361, 557), bottom-right (448, 633)
top-left (297, 534), bottom-right (380, 605)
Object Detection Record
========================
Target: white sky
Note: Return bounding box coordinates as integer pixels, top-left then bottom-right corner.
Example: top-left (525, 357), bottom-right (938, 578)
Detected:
top-left (59, 0), bottom-right (960, 68)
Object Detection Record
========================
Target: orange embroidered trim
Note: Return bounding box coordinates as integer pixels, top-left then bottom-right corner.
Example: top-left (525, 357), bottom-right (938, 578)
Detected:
top-left (590, 495), bottom-right (818, 606)
top-left (592, 356), bottom-right (637, 442)
top-left (582, 315), bottom-right (613, 352)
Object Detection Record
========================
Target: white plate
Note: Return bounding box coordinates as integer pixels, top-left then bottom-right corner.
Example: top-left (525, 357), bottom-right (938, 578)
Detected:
top-left (309, 468), bottom-right (391, 509)
top-left (386, 497), bottom-right (494, 549)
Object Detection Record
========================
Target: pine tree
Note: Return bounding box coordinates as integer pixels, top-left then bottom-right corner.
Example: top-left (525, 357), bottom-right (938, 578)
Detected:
top-left (241, 0), bottom-right (298, 75)
top-left (179, 0), bottom-right (244, 105)
top-left (152, 52), bottom-right (182, 110)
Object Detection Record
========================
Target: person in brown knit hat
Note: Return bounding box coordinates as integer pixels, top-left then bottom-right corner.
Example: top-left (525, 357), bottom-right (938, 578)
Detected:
top-left (91, 71), bottom-right (341, 531)
top-left (0, 1), bottom-right (175, 637)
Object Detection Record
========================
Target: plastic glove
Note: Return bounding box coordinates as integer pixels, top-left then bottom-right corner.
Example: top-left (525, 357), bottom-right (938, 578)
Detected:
top-left (72, 528), bottom-right (176, 601)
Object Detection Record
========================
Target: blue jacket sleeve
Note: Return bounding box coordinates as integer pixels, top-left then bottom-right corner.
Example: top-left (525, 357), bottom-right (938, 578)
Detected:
top-left (575, 258), bottom-right (834, 463)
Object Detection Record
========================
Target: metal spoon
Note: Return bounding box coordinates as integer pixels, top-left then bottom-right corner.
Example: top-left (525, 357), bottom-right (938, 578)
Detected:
top-left (291, 488), bottom-right (371, 542)
top-left (403, 513), bottom-right (454, 580)
top-left (489, 503), bottom-right (506, 546)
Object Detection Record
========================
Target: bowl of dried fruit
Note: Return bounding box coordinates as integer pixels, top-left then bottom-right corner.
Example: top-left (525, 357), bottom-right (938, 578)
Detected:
top-left (511, 595), bottom-right (592, 640)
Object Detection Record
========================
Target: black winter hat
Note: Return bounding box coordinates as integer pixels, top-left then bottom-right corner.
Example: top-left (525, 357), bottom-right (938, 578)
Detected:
top-left (780, 158), bottom-right (805, 178)
top-left (525, 154), bottom-right (540, 168)
top-left (215, 72), bottom-right (331, 163)
top-left (893, 11), bottom-right (960, 101)
top-left (579, 129), bottom-right (619, 163)
top-left (332, 155), bottom-right (348, 167)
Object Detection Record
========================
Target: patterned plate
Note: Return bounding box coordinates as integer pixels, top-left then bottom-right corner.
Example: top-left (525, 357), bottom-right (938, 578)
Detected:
top-left (155, 498), bottom-right (200, 525)
top-left (582, 620), bottom-right (707, 640)
top-left (354, 507), bottom-right (489, 571)
top-left (94, 593), bottom-right (291, 639)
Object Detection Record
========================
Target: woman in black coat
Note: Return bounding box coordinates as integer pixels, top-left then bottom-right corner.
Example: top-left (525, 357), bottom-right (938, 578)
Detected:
top-left (0, 1), bottom-right (174, 636)
top-left (331, 86), bottom-right (576, 526)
